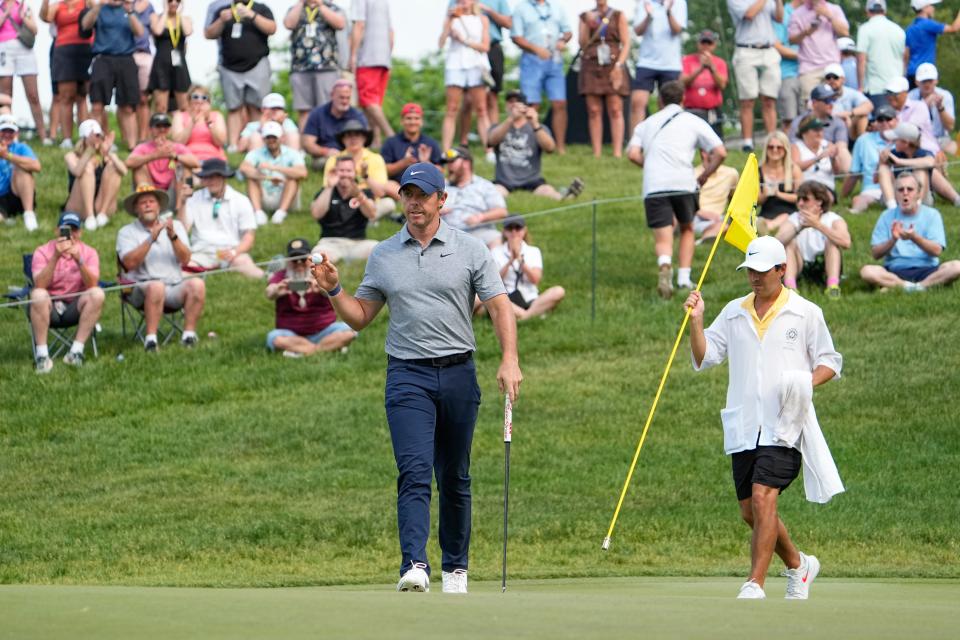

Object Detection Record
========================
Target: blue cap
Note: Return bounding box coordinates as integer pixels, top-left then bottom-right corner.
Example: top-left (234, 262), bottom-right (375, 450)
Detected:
top-left (399, 162), bottom-right (445, 195)
top-left (58, 212), bottom-right (82, 228)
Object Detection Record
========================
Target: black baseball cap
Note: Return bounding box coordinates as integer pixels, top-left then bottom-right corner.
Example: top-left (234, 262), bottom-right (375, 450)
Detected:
top-left (505, 90), bottom-right (526, 103)
top-left (503, 215), bottom-right (526, 229)
top-left (286, 238), bottom-right (311, 258)
top-left (698, 29), bottom-right (719, 43)
top-left (149, 113), bottom-right (172, 128)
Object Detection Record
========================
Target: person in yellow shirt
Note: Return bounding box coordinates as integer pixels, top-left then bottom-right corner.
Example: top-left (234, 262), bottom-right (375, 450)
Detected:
top-left (322, 120), bottom-right (395, 218)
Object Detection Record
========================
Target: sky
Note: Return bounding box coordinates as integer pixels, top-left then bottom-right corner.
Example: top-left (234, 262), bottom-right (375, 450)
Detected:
top-left (16, 0), bottom-right (639, 124)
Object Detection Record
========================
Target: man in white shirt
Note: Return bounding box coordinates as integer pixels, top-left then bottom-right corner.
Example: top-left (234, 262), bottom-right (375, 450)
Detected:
top-left (179, 159), bottom-right (264, 278)
top-left (685, 236), bottom-right (843, 600)
top-left (627, 81), bottom-right (726, 299)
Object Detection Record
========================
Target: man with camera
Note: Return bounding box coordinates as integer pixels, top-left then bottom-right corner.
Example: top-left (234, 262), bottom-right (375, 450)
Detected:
top-left (127, 113), bottom-right (199, 202)
top-left (310, 155), bottom-right (379, 264)
top-left (264, 238), bottom-right (356, 358)
top-left (30, 212), bottom-right (105, 373)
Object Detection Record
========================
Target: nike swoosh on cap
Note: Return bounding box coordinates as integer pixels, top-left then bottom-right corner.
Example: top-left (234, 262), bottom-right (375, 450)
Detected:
top-left (747, 251), bottom-right (759, 256)
top-left (411, 171), bottom-right (424, 176)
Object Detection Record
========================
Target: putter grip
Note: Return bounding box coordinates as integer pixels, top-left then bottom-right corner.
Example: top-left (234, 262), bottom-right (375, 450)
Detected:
top-left (503, 395), bottom-right (512, 443)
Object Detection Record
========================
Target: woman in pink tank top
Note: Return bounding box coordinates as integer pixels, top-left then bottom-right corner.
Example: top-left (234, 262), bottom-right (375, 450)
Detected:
top-left (171, 84), bottom-right (227, 162)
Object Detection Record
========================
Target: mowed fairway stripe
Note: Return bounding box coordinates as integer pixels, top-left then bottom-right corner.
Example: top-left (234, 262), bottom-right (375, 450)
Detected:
top-left (1, 578), bottom-right (958, 639)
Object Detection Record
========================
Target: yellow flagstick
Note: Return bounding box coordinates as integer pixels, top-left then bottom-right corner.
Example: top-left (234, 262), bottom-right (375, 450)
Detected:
top-left (602, 154), bottom-right (759, 551)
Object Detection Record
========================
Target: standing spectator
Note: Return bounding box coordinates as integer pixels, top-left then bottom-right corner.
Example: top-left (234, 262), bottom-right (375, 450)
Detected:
top-left (301, 79), bottom-right (368, 164)
top-left (64, 119), bottom-right (126, 231)
top-left (837, 36), bottom-right (858, 89)
top-left (131, 0), bottom-right (156, 141)
top-left (626, 81), bottom-right (726, 298)
top-left (127, 112), bottom-right (199, 198)
top-left (885, 75), bottom-right (939, 154)
top-left (0, 0), bottom-right (45, 142)
top-left (578, 0), bottom-right (630, 158)
top-left (774, 0), bottom-right (801, 132)
top-left (823, 62), bottom-right (872, 141)
top-left (80, 0), bottom-right (144, 150)
top-left (908, 63), bottom-right (956, 155)
top-left (179, 158), bottom-right (264, 278)
top-left (792, 116), bottom-right (840, 197)
top-left (264, 237), bottom-right (356, 358)
top-left (787, 84), bottom-right (851, 173)
top-left (30, 212), bottom-right (104, 372)
top-left (311, 155), bottom-right (379, 263)
top-left (488, 91), bottom-right (583, 201)
top-left (855, 0), bottom-right (905, 110)
top-left (631, 0), bottom-right (687, 132)
top-left (439, 0), bottom-right (491, 152)
top-left (905, 0), bottom-right (960, 88)
top-left (0, 115), bottom-right (40, 231)
top-left (489, 216), bottom-right (566, 321)
top-left (238, 93), bottom-right (301, 153)
top-left (349, 0), bottom-right (394, 147)
top-left (321, 120), bottom-right (394, 219)
top-left (511, 0), bottom-right (573, 154)
top-left (441, 145), bottom-right (507, 247)
top-left (171, 85), bottom-right (228, 163)
top-left (284, 0), bottom-right (346, 129)
top-left (758, 130), bottom-right (802, 231)
top-left (680, 29), bottom-right (728, 140)
top-left (239, 121), bottom-right (307, 226)
top-left (787, 0), bottom-right (848, 103)
top-left (860, 171), bottom-right (960, 292)
top-left (204, 0), bottom-right (276, 151)
top-left (727, 0), bottom-right (784, 152)
top-left (118, 184), bottom-right (205, 351)
top-left (149, 0), bottom-right (193, 115)
top-left (843, 105), bottom-right (895, 213)
top-left (382, 102), bottom-right (443, 190)
top-left (41, 0), bottom-right (92, 144)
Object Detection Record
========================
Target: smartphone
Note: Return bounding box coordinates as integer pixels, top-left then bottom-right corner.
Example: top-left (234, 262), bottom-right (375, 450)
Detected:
top-left (288, 280), bottom-right (309, 293)
top-left (59, 225), bottom-right (72, 239)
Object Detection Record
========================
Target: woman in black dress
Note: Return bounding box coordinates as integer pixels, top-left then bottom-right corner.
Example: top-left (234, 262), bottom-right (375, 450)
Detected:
top-left (149, 0), bottom-right (192, 114)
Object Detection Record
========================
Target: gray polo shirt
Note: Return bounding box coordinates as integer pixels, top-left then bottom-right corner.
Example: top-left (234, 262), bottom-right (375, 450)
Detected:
top-left (727, 0), bottom-right (778, 47)
top-left (117, 219), bottom-right (191, 285)
top-left (356, 219), bottom-right (505, 359)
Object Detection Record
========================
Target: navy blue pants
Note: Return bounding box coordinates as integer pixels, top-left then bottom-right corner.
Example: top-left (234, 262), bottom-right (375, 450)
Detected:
top-left (385, 357), bottom-right (481, 576)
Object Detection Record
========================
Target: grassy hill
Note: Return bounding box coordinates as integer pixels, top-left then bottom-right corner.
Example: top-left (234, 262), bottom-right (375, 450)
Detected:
top-left (0, 142), bottom-right (958, 586)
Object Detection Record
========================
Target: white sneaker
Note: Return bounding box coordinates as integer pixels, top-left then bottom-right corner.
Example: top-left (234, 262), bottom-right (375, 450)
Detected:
top-left (84, 215), bottom-right (98, 231)
top-left (254, 209), bottom-right (268, 226)
top-left (271, 209), bottom-right (288, 224)
top-left (784, 552), bottom-right (820, 600)
top-left (281, 350), bottom-right (304, 359)
top-left (23, 210), bottom-right (38, 232)
top-left (96, 212), bottom-right (110, 228)
top-left (737, 580), bottom-right (766, 599)
top-left (59, 138), bottom-right (74, 150)
top-left (484, 149), bottom-right (496, 165)
top-left (397, 562), bottom-right (430, 592)
top-left (441, 569), bottom-right (468, 594)
top-left (42, 137), bottom-right (55, 147)
top-left (35, 355), bottom-right (53, 374)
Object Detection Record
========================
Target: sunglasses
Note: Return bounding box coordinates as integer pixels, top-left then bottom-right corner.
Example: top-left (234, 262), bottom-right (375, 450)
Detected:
top-left (212, 200), bottom-right (222, 219)
top-left (190, 93), bottom-right (210, 101)
top-left (153, 123), bottom-right (171, 129)
top-left (824, 74), bottom-right (840, 80)
top-left (766, 145), bottom-right (785, 151)
top-left (504, 225), bottom-right (524, 231)
top-left (876, 116), bottom-right (893, 122)
top-left (798, 195), bottom-right (818, 201)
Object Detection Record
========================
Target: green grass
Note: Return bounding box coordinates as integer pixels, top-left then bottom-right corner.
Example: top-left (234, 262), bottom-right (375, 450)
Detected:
top-left (1, 143), bottom-right (959, 588)
top-left (1, 578), bottom-right (959, 639)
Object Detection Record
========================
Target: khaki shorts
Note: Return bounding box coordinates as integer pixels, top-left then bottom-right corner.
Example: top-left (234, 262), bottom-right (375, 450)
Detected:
top-left (798, 70), bottom-right (825, 105)
top-left (778, 76), bottom-right (804, 122)
top-left (133, 51), bottom-right (153, 93)
top-left (313, 237), bottom-right (379, 263)
top-left (732, 46), bottom-right (781, 101)
top-left (128, 280), bottom-right (189, 310)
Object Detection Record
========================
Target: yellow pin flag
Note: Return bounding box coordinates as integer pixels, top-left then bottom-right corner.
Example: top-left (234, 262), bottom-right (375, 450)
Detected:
top-left (722, 153), bottom-right (760, 253)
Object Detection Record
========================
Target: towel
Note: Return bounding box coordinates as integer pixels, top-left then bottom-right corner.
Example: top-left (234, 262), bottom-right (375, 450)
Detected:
top-left (775, 370), bottom-right (813, 448)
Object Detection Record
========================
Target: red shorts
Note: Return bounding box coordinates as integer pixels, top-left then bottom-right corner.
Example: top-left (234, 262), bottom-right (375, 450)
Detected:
top-left (356, 66), bottom-right (390, 107)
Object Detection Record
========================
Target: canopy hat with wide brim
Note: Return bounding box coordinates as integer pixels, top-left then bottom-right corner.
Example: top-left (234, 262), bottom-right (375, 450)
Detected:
top-left (123, 184), bottom-right (170, 215)
top-left (336, 120), bottom-right (374, 147)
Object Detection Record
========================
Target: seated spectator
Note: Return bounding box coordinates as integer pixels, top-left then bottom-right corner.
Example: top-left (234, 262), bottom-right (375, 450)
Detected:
top-left (877, 121), bottom-right (960, 209)
top-left (907, 63), bottom-right (956, 155)
top-left (117, 184), bottom-right (205, 351)
top-left (64, 119), bottom-right (127, 231)
top-left (823, 62), bottom-right (873, 141)
top-left (693, 151), bottom-right (739, 243)
top-left (440, 145), bottom-right (506, 247)
top-left (680, 29), bottom-right (728, 140)
top-left (488, 90), bottom-right (584, 201)
top-left (321, 120), bottom-right (394, 219)
top-left (837, 36), bottom-right (858, 90)
top-left (29, 212), bottom-right (105, 373)
top-left (483, 215), bottom-right (565, 321)
top-left (171, 86), bottom-right (228, 163)
top-left (886, 75), bottom-right (939, 154)
top-left (758, 131), bottom-right (803, 232)
top-left (775, 180), bottom-right (851, 298)
top-left (905, 0), bottom-right (960, 87)
top-left (265, 237), bottom-right (356, 358)
top-left (302, 79), bottom-right (368, 164)
top-left (239, 121), bottom-right (307, 226)
top-left (843, 105), bottom-right (896, 213)
top-left (0, 115), bottom-right (40, 231)
top-left (792, 116), bottom-right (841, 198)
top-left (127, 113), bottom-right (200, 200)
top-left (311, 155), bottom-right (378, 263)
top-left (381, 102), bottom-right (443, 194)
top-left (179, 159), bottom-right (264, 278)
top-left (787, 84), bottom-right (851, 172)
top-left (238, 92), bottom-right (301, 153)
top-left (860, 171), bottom-right (960, 291)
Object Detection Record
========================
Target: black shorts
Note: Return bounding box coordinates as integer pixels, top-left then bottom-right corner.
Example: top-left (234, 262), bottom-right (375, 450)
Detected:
top-left (89, 54), bottom-right (140, 107)
top-left (644, 192), bottom-right (698, 229)
top-left (50, 296), bottom-right (82, 328)
top-left (732, 445), bottom-right (802, 501)
top-left (496, 177), bottom-right (546, 192)
top-left (0, 190), bottom-right (25, 216)
top-left (53, 44), bottom-right (93, 84)
top-left (149, 54), bottom-right (192, 94)
top-left (488, 41), bottom-right (504, 94)
top-left (632, 67), bottom-right (680, 92)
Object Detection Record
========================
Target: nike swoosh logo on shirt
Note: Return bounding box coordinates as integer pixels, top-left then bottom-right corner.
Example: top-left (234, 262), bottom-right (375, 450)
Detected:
top-left (440, 252), bottom-right (453, 257)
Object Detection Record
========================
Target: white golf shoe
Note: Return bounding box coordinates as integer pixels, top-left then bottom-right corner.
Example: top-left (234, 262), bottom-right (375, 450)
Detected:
top-left (397, 562), bottom-right (429, 593)
top-left (441, 569), bottom-right (468, 594)
top-left (784, 552), bottom-right (820, 600)
top-left (737, 580), bottom-right (766, 599)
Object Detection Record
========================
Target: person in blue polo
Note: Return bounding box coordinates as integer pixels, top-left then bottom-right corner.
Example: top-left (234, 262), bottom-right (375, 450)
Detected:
top-left (310, 162), bottom-right (522, 595)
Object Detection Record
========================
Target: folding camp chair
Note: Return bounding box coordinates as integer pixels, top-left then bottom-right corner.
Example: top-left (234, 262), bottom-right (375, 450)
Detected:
top-left (117, 254), bottom-right (184, 346)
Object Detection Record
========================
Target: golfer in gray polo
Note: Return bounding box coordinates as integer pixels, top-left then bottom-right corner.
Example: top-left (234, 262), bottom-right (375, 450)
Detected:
top-left (311, 162), bottom-right (523, 595)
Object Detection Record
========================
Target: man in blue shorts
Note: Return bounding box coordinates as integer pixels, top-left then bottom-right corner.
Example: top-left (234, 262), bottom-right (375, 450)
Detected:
top-left (861, 171), bottom-right (960, 291)
top-left (630, 0), bottom-right (686, 131)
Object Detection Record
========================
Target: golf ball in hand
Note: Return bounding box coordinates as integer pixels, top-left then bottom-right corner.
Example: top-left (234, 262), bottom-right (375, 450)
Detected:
top-left (311, 253), bottom-right (325, 264)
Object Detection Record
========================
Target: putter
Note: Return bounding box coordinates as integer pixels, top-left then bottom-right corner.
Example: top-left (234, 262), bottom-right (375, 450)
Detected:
top-left (501, 394), bottom-right (512, 593)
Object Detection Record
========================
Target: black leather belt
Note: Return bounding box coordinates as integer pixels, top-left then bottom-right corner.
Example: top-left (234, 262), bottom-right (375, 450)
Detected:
top-left (736, 43), bottom-right (772, 49)
top-left (393, 352), bottom-right (473, 367)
